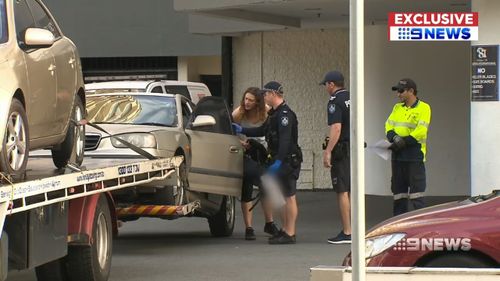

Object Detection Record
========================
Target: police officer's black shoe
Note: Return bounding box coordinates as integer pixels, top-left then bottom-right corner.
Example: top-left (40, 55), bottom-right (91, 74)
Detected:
top-left (245, 227), bottom-right (256, 240)
top-left (264, 222), bottom-right (280, 237)
top-left (267, 229), bottom-right (285, 240)
top-left (268, 232), bottom-right (296, 245)
top-left (327, 231), bottom-right (351, 244)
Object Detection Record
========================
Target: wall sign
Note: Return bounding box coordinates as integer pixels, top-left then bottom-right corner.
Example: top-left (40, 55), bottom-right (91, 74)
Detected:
top-left (472, 45), bottom-right (498, 101)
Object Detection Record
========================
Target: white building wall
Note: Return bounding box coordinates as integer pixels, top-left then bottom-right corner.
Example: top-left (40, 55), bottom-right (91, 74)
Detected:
top-left (364, 25), bottom-right (470, 196)
top-left (234, 29), bottom-right (349, 190)
top-left (471, 0), bottom-right (500, 196)
top-left (233, 26), bottom-right (470, 196)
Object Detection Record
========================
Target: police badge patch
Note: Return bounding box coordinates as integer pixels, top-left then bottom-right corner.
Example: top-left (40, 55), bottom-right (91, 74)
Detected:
top-left (281, 116), bottom-right (289, 126)
top-left (328, 104), bottom-right (336, 114)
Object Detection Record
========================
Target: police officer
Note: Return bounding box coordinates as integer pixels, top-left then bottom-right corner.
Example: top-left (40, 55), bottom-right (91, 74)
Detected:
top-left (233, 81), bottom-right (301, 245)
top-left (386, 78), bottom-right (431, 216)
top-left (320, 71), bottom-right (352, 244)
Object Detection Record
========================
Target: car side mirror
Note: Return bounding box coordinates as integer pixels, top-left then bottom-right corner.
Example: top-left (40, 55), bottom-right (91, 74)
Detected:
top-left (24, 28), bottom-right (55, 48)
top-left (192, 115), bottom-right (216, 128)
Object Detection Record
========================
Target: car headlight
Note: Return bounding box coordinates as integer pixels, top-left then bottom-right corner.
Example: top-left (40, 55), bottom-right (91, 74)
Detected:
top-left (365, 233), bottom-right (406, 259)
top-left (111, 133), bottom-right (157, 148)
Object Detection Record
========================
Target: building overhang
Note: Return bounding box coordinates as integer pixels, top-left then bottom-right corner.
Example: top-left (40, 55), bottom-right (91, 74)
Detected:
top-left (174, 0), bottom-right (471, 35)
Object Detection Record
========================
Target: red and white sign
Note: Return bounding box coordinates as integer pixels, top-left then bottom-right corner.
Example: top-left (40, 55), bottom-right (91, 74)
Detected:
top-left (388, 12), bottom-right (479, 41)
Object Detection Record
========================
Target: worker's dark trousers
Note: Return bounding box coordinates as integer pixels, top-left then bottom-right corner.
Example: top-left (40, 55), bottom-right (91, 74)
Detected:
top-left (391, 161), bottom-right (426, 216)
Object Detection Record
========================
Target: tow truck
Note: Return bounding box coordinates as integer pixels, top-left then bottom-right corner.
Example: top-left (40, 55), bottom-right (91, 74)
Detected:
top-left (0, 155), bottom-right (191, 281)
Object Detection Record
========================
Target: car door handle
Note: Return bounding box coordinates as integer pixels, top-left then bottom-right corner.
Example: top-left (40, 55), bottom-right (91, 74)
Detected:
top-left (229, 146), bottom-right (240, 153)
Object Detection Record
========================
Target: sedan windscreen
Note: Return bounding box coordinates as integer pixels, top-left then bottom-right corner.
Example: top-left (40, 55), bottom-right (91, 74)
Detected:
top-left (87, 95), bottom-right (178, 127)
top-left (0, 0), bottom-right (6, 44)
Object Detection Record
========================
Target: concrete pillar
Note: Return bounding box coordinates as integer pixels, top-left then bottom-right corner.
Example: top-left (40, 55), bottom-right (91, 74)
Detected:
top-left (177, 57), bottom-right (189, 81)
top-left (471, 0), bottom-right (500, 195)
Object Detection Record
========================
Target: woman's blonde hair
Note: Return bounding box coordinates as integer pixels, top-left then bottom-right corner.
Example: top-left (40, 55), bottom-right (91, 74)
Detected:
top-left (234, 87), bottom-right (267, 123)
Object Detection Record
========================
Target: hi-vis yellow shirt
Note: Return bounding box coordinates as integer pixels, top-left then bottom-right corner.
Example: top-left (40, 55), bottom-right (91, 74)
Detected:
top-left (385, 99), bottom-right (431, 161)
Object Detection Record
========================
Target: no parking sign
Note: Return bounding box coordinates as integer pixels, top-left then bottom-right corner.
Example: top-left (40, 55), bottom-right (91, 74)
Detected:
top-left (472, 45), bottom-right (498, 101)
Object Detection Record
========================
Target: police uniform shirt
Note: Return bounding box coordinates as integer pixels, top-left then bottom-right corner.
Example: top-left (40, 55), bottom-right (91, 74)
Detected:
top-left (268, 102), bottom-right (298, 162)
top-left (241, 102), bottom-right (298, 162)
top-left (327, 89), bottom-right (350, 142)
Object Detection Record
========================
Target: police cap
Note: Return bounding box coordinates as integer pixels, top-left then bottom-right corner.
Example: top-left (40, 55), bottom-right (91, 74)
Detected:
top-left (319, 70), bottom-right (344, 85)
top-left (261, 81), bottom-right (283, 94)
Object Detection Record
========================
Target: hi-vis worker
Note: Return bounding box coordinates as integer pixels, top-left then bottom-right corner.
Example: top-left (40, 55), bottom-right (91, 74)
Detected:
top-left (385, 78), bottom-right (431, 216)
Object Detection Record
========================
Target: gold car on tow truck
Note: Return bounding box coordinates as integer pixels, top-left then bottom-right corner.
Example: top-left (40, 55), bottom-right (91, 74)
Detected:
top-left (0, 0), bottom-right (85, 180)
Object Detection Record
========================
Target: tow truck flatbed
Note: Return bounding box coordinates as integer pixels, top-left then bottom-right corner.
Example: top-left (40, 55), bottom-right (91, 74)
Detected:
top-left (23, 157), bottom-right (151, 181)
top-left (0, 156), bottom-right (183, 215)
top-left (0, 155), bottom-right (185, 281)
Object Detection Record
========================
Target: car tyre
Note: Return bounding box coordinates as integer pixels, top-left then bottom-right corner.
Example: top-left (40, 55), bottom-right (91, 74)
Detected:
top-left (0, 98), bottom-right (29, 182)
top-left (424, 253), bottom-right (494, 268)
top-left (154, 161), bottom-right (186, 205)
top-left (51, 96), bottom-right (85, 169)
top-left (208, 195), bottom-right (235, 237)
top-left (66, 195), bottom-right (112, 281)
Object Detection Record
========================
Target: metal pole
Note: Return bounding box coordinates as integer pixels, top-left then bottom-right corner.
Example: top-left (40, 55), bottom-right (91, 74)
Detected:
top-left (350, 0), bottom-right (365, 281)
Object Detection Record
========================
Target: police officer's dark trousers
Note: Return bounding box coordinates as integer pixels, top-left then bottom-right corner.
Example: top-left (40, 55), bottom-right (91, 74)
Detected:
top-left (391, 160), bottom-right (426, 216)
top-left (275, 161), bottom-right (300, 197)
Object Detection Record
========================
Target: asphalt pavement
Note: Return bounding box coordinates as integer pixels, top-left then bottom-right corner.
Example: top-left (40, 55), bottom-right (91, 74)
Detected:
top-left (7, 192), bottom-right (463, 281)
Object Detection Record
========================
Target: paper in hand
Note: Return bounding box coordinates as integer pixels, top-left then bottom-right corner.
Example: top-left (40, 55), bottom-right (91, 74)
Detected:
top-left (366, 139), bottom-right (392, 161)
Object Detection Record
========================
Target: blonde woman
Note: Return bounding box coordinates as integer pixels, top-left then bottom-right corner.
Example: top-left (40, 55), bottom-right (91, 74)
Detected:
top-left (232, 87), bottom-right (279, 240)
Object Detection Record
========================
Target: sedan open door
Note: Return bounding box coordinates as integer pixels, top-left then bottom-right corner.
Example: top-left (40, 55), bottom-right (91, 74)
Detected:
top-left (185, 97), bottom-right (243, 197)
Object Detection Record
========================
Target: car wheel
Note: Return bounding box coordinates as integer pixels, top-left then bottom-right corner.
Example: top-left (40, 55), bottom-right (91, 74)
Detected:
top-left (424, 253), bottom-right (495, 268)
top-left (173, 161), bottom-right (187, 205)
top-left (51, 96), bottom-right (85, 169)
top-left (154, 161), bottom-right (186, 205)
top-left (66, 195), bottom-right (112, 281)
top-left (207, 195), bottom-right (235, 237)
top-left (0, 98), bottom-right (29, 181)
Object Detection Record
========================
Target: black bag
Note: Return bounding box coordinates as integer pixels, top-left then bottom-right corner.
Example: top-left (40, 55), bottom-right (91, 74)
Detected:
top-left (245, 139), bottom-right (269, 165)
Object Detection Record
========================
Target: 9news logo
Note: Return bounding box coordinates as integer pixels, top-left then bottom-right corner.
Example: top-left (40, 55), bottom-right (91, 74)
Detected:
top-left (388, 12), bottom-right (478, 41)
top-left (393, 238), bottom-right (472, 252)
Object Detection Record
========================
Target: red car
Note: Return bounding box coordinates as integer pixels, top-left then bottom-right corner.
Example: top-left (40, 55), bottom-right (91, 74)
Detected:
top-left (343, 190), bottom-right (500, 268)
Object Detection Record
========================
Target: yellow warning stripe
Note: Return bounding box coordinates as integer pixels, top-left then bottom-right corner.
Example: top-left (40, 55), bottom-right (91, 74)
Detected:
top-left (150, 205), bottom-right (163, 215)
top-left (136, 205), bottom-right (148, 214)
top-left (117, 205), bottom-right (179, 217)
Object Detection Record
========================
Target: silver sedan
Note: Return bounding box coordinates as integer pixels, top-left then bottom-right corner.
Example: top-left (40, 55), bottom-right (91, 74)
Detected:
top-left (85, 92), bottom-right (243, 236)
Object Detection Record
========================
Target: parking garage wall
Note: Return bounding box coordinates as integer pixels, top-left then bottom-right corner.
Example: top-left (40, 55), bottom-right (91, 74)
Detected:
top-left (233, 29), bottom-right (349, 191)
top-left (42, 0), bottom-right (221, 57)
top-left (233, 27), bottom-right (470, 196)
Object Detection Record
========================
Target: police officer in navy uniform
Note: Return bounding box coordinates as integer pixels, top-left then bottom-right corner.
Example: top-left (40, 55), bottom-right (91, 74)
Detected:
top-left (233, 81), bottom-right (301, 244)
top-left (320, 71), bottom-right (352, 244)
